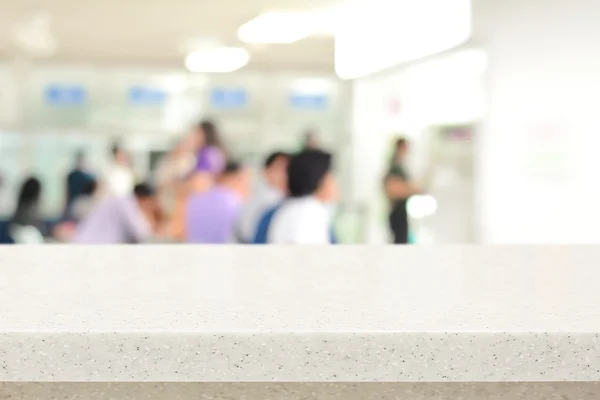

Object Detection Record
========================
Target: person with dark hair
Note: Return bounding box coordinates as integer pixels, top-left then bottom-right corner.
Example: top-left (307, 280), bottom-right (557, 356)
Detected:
top-left (69, 177), bottom-right (98, 222)
top-left (73, 183), bottom-right (159, 244)
top-left (64, 151), bottom-right (95, 219)
top-left (384, 137), bottom-right (420, 244)
top-left (303, 129), bottom-right (320, 151)
top-left (10, 176), bottom-right (45, 235)
top-left (103, 142), bottom-right (134, 197)
top-left (194, 120), bottom-right (226, 175)
top-left (238, 151), bottom-right (290, 242)
top-left (185, 161), bottom-right (249, 243)
top-left (267, 150), bottom-right (337, 244)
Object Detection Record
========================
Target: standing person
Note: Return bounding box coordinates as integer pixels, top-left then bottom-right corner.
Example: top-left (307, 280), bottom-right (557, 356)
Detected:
top-left (237, 151), bottom-right (290, 243)
top-left (303, 129), bottom-right (320, 150)
top-left (187, 120), bottom-right (227, 195)
top-left (154, 136), bottom-right (196, 215)
top-left (195, 120), bottom-right (226, 175)
top-left (159, 123), bottom-right (223, 241)
top-left (185, 161), bottom-right (249, 244)
top-left (103, 143), bottom-right (135, 197)
top-left (10, 176), bottom-right (45, 236)
top-left (384, 138), bottom-right (420, 244)
top-left (267, 150), bottom-right (337, 244)
top-left (64, 151), bottom-right (94, 220)
top-left (73, 183), bottom-right (160, 244)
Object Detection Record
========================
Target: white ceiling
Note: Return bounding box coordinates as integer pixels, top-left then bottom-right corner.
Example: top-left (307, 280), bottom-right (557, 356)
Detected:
top-left (0, 0), bottom-right (342, 72)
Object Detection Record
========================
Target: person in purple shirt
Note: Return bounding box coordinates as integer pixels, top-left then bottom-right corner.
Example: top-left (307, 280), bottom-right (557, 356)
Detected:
top-left (73, 184), bottom-right (159, 244)
top-left (188, 120), bottom-right (227, 195)
top-left (185, 161), bottom-right (249, 244)
top-left (195, 120), bottom-right (226, 174)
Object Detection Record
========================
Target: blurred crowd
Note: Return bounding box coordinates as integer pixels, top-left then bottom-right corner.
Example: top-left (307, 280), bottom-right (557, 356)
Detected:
top-left (0, 120), bottom-right (346, 244)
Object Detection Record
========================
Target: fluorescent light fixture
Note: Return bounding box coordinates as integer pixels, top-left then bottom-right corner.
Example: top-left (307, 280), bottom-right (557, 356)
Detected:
top-left (335, 0), bottom-right (472, 79)
top-left (238, 11), bottom-right (315, 44)
top-left (185, 47), bottom-right (249, 73)
top-left (12, 11), bottom-right (57, 57)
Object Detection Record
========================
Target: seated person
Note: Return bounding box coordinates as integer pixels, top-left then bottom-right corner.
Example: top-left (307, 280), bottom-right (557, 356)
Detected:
top-left (185, 161), bottom-right (249, 244)
top-left (267, 150), bottom-right (337, 244)
top-left (73, 183), bottom-right (159, 244)
top-left (9, 177), bottom-right (46, 243)
top-left (237, 151), bottom-right (289, 243)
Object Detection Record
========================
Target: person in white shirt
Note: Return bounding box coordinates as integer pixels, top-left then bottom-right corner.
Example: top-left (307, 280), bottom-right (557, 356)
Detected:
top-left (238, 151), bottom-right (290, 243)
top-left (103, 143), bottom-right (135, 197)
top-left (268, 150), bottom-right (337, 244)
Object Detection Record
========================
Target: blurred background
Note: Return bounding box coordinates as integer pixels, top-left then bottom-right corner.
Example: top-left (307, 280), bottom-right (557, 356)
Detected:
top-left (0, 0), bottom-right (598, 244)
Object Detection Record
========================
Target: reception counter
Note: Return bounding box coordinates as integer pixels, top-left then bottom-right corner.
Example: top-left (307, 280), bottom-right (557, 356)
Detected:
top-left (1, 246), bottom-right (599, 399)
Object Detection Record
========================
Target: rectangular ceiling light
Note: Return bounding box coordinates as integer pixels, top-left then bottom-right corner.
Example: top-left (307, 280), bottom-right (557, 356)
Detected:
top-left (238, 11), bottom-right (316, 44)
top-left (335, 0), bottom-right (472, 80)
top-left (185, 47), bottom-right (249, 73)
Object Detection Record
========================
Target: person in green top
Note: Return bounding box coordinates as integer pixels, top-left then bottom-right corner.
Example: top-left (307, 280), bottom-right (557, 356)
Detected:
top-left (384, 138), bottom-right (421, 244)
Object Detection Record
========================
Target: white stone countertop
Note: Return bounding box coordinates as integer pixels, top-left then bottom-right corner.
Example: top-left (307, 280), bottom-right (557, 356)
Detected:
top-left (1, 246), bottom-right (600, 382)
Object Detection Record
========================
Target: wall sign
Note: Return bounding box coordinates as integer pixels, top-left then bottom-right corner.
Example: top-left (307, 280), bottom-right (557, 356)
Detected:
top-left (45, 85), bottom-right (87, 106)
top-left (388, 97), bottom-right (402, 116)
top-left (210, 87), bottom-right (247, 109)
top-left (289, 93), bottom-right (328, 110)
top-left (128, 86), bottom-right (168, 106)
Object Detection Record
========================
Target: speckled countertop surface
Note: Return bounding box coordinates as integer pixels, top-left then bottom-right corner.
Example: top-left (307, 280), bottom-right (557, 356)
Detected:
top-left (1, 246), bottom-right (600, 382)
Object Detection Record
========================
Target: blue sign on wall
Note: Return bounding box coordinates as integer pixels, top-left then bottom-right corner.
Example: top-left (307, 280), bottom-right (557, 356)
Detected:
top-left (128, 86), bottom-right (168, 106)
top-left (210, 87), bottom-right (248, 109)
top-left (45, 85), bottom-right (87, 106)
top-left (289, 93), bottom-right (329, 110)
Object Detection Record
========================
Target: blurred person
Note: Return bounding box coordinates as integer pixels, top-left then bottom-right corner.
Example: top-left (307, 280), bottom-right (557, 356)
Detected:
top-left (194, 120), bottom-right (226, 174)
top-left (103, 142), bottom-right (134, 197)
top-left (267, 150), bottom-right (337, 244)
top-left (154, 136), bottom-right (196, 215)
top-left (10, 176), bottom-right (45, 236)
top-left (303, 129), bottom-right (320, 150)
top-left (73, 183), bottom-right (159, 244)
top-left (237, 151), bottom-right (290, 243)
top-left (185, 161), bottom-right (249, 244)
top-left (384, 138), bottom-right (421, 244)
top-left (70, 177), bottom-right (98, 222)
top-left (161, 176), bottom-right (192, 242)
top-left (51, 178), bottom-right (100, 243)
top-left (182, 120), bottom-right (227, 195)
top-left (64, 151), bottom-right (94, 219)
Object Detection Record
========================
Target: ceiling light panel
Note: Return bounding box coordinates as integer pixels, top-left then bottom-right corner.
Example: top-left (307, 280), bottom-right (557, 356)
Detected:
top-left (335, 0), bottom-right (472, 80)
top-left (185, 47), bottom-right (250, 73)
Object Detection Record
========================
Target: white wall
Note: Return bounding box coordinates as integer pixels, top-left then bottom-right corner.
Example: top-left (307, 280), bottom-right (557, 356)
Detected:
top-left (352, 0), bottom-right (600, 244)
top-left (474, 0), bottom-right (600, 243)
top-left (0, 65), bottom-right (19, 127)
top-left (351, 49), bottom-right (486, 242)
